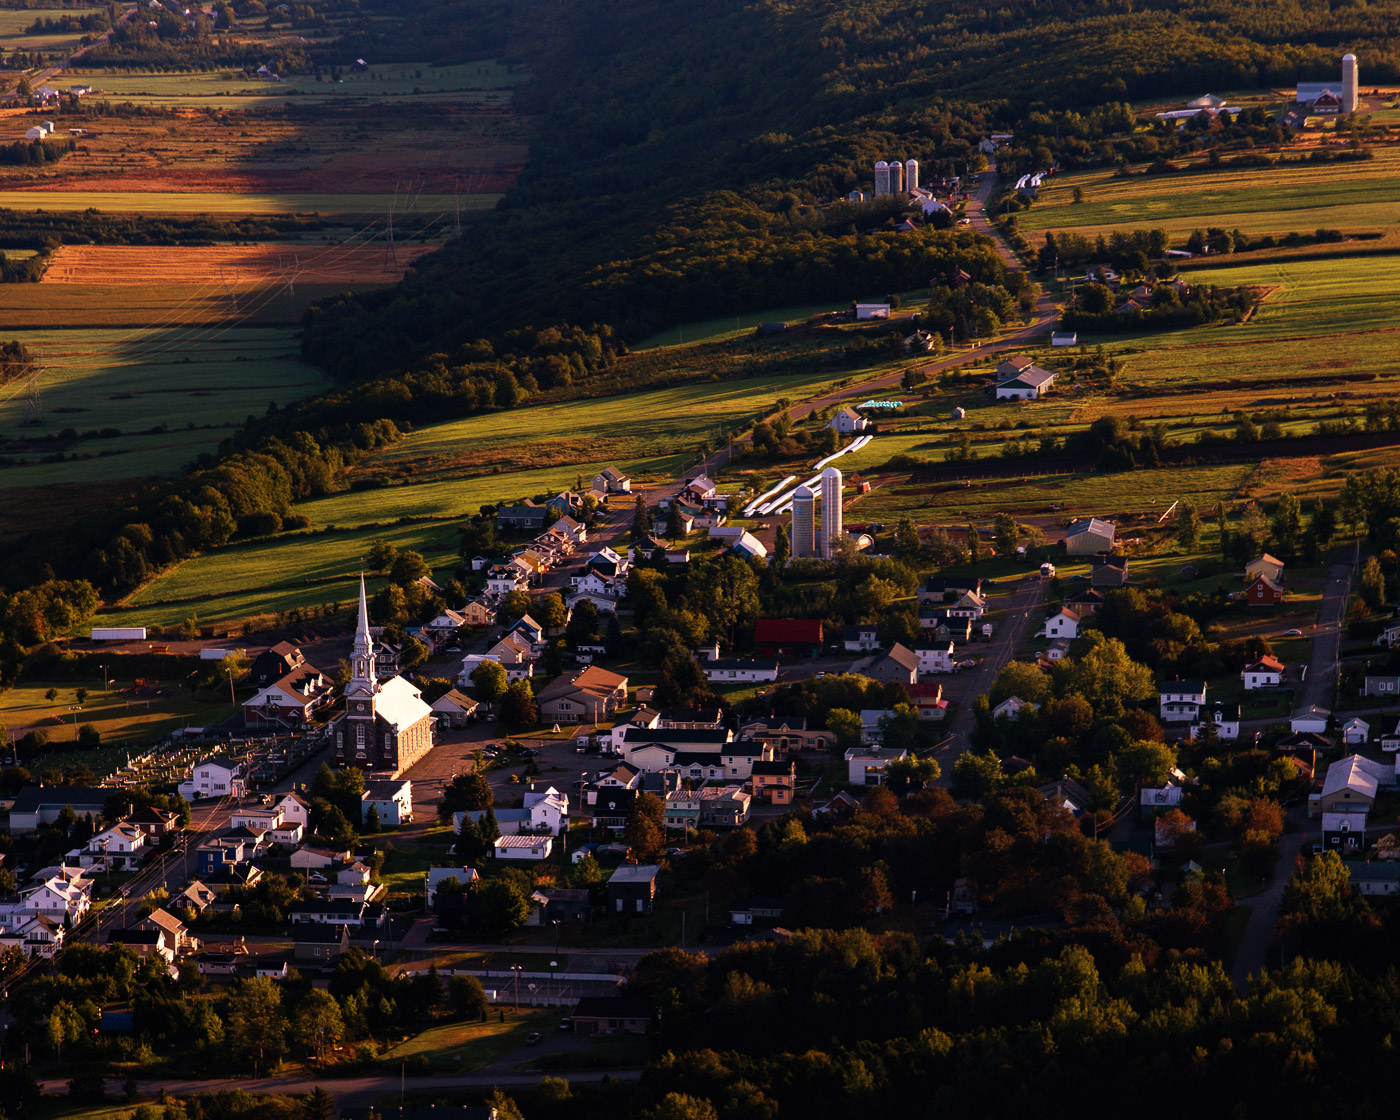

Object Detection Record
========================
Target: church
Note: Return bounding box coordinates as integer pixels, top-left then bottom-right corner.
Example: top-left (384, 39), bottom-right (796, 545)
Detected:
top-left (333, 576), bottom-right (436, 776)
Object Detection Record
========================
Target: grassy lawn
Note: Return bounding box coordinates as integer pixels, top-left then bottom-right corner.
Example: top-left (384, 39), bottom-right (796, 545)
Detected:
top-left (0, 680), bottom-right (222, 745)
top-left (379, 1011), bottom-right (549, 1073)
top-left (379, 841), bottom-right (446, 899)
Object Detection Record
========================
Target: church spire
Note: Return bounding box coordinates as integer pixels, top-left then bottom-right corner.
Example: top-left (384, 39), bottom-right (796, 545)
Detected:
top-left (349, 573), bottom-right (377, 693)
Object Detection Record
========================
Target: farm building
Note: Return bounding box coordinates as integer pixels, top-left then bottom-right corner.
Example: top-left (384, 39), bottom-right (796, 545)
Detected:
top-left (830, 406), bottom-right (869, 433)
top-left (855, 303), bottom-right (891, 320)
top-left (1245, 554), bottom-right (1285, 583)
top-left (1051, 332), bottom-right (1078, 347)
top-left (1244, 574), bottom-right (1284, 606)
top-left (1064, 517), bottom-right (1115, 555)
top-left (994, 356), bottom-right (1057, 400)
top-left (754, 618), bottom-right (823, 657)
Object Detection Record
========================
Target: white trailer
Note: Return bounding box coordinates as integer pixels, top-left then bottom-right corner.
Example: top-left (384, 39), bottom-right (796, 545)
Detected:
top-left (91, 627), bottom-right (147, 641)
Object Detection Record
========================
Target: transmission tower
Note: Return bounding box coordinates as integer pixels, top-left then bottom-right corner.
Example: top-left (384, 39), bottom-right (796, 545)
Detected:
top-left (285, 254), bottom-right (303, 300)
top-left (220, 267), bottom-right (239, 315)
top-left (384, 182), bottom-right (401, 272)
top-left (22, 369), bottom-right (43, 425)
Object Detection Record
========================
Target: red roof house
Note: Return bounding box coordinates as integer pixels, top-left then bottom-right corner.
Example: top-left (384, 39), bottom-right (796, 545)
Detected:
top-left (1244, 575), bottom-right (1284, 607)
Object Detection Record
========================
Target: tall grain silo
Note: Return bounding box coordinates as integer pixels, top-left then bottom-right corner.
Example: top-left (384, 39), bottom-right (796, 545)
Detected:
top-left (905, 159), bottom-right (919, 193)
top-left (874, 161), bottom-right (891, 196)
top-left (1343, 53), bottom-right (1359, 113)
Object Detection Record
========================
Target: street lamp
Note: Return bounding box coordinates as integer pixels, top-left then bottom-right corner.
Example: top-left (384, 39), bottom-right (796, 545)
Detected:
top-left (67, 706), bottom-right (82, 741)
top-left (510, 964), bottom-right (523, 1012)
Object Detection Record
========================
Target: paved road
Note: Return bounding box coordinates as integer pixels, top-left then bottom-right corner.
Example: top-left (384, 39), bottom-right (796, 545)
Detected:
top-left (40, 1067), bottom-right (645, 1109)
top-left (1298, 559), bottom-right (1354, 712)
top-left (934, 577), bottom-right (1048, 770)
top-left (1229, 552), bottom-right (1353, 990)
top-left (4, 4), bottom-right (136, 100)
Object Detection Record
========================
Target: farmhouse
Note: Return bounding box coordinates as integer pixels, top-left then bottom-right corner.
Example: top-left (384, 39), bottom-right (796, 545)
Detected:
top-left (1065, 517), bottom-right (1115, 555)
top-left (830, 406), bottom-right (869, 433)
top-left (1245, 554), bottom-right (1285, 584)
top-left (1039, 608), bottom-right (1079, 639)
top-left (1244, 574), bottom-right (1284, 606)
top-left (994, 357), bottom-right (1057, 401)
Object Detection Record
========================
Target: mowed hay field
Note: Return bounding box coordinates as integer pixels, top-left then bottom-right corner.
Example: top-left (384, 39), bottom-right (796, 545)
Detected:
top-left (0, 326), bottom-right (331, 487)
top-left (41, 243), bottom-right (437, 286)
top-left (1017, 146), bottom-right (1400, 242)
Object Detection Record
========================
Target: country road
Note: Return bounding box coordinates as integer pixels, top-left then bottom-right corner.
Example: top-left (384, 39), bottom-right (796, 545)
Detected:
top-left (1229, 551), bottom-right (1354, 990)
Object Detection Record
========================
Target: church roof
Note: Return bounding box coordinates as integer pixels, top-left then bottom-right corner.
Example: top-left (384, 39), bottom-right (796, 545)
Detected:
top-left (375, 676), bottom-right (433, 731)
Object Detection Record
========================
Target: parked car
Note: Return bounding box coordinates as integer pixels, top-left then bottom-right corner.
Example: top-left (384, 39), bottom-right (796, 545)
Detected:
top-left (526, 1032), bottom-right (543, 1045)
top-left (957, 659), bottom-right (977, 669)
top-left (558, 1018), bottom-right (573, 1032)
top-left (1282, 628), bottom-right (1303, 637)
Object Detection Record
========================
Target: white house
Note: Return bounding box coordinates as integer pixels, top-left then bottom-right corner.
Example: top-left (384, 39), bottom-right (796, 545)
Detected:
top-left (915, 641), bottom-right (955, 674)
top-left (84, 824), bottom-right (148, 871)
top-left (1242, 656), bottom-right (1284, 690)
top-left (608, 708), bottom-right (661, 754)
top-left (361, 779), bottom-right (413, 826)
top-left (522, 786), bottom-right (570, 835)
top-left (0, 877), bottom-right (92, 925)
top-left (1159, 680), bottom-right (1207, 722)
top-left (703, 658), bottom-right (779, 683)
top-left (1344, 717), bottom-right (1371, 746)
top-left (843, 624), bottom-right (881, 652)
top-left (493, 835), bottom-right (554, 861)
top-left (844, 746), bottom-right (908, 785)
top-left (1291, 705), bottom-right (1331, 734)
top-left (1375, 621), bottom-right (1400, 649)
top-left (993, 696), bottom-right (1039, 721)
top-left (1038, 608), bottom-right (1079, 639)
top-left (830, 406), bottom-right (869, 434)
top-left (178, 756), bottom-right (245, 801)
top-left (273, 793), bottom-right (311, 831)
top-left (1140, 783), bottom-right (1183, 814)
top-left (1192, 703), bottom-right (1240, 741)
top-left (425, 866), bottom-right (480, 906)
top-left (948, 591), bottom-right (986, 619)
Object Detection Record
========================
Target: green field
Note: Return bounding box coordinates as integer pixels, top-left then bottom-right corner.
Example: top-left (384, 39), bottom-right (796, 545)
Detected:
top-left (379, 1012), bottom-right (550, 1073)
top-left (0, 327), bottom-right (332, 488)
top-left (1018, 147), bottom-right (1400, 241)
top-left (0, 191), bottom-right (500, 216)
top-left (60, 60), bottom-right (527, 107)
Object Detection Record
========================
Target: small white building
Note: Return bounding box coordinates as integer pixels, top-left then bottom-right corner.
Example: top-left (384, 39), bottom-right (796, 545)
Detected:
top-left (493, 835), bottom-right (554, 861)
top-left (178, 756), bottom-right (245, 801)
top-left (992, 696), bottom-right (1039, 721)
top-left (915, 641), bottom-right (955, 675)
top-left (1051, 332), bottom-right (1078, 347)
top-left (855, 303), bottom-right (891, 320)
top-left (1343, 717), bottom-right (1371, 746)
top-left (1159, 680), bottom-right (1207, 723)
top-left (1291, 705), bottom-right (1331, 734)
top-left (1192, 703), bottom-right (1240, 741)
top-left (361, 779), bottom-right (413, 826)
top-left (830, 406), bottom-right (869, 434)
top-left (844, 746), bottom-right (908, 785)
top-left (1242, 656), bottom-right (1284, 690)
top-left (522, 786), bottom-right (570, 835)
top-left (1038, 608), bottom-right (1079, 639)
top-left (703, 658), bottom-right (780, 683)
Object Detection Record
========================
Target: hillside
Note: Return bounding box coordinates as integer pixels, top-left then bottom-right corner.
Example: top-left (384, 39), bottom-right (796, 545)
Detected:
top-left (302, 0), bottom-right (1400, 375)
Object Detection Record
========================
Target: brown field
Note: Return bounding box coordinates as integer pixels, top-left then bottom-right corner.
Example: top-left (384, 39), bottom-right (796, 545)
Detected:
top-left (0, 102), bottom-right (529, 196)
top-left (42, 242), bottom-right (437, 286)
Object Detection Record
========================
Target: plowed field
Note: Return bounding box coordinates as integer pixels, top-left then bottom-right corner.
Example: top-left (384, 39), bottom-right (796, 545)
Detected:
top-left (41, 242), bottom-right (437, 286)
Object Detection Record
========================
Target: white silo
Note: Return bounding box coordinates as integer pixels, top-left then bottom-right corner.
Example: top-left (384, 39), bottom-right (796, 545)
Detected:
top-left (874, 160), bottom-right (891, 197)
top-left (791, 484), bottom-right (816, 558)
top-left (890, 159), bottom-right (904, 193)
top-left (819, 467), bottom-right (843, 560)
top-left (905, 159), bottom-right (919, 193)
top-left (1343, 53), bottom-right (1359, 113)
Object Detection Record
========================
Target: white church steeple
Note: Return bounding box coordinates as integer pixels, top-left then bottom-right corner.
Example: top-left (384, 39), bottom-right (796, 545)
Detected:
top-left (346, 574), bottom-right (379, 702)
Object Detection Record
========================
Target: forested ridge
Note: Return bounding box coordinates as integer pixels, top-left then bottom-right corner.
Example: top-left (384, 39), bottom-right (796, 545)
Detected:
top-left (303, 0), bottom-right (1400, 375)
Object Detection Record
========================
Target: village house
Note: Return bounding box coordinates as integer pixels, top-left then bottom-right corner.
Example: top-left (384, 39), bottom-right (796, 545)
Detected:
top-left (361, 779), bottom-right (413, 826)
top-left (844, 746), bottom-right (909, 785)
top-left (430, 688), bottom-right (480, 728)
top-left (1243, 656), bottom-right (1285, 690)
top-left (738, 716), bottom-right (831, 755)
top-left (1038, 608), bottom-right (1080, 639)
top-left (703, 658), bottom-right (780, 683)
top-left (84, 823), bottom-right (148, 871)
top-left (1091, 556), bottom-right (1130, 588)
top-left (1364, 675), bottom-right (1400, 699)
top-left (494, 835), bottom-right (555, 861)
top-left (1344, 717), bottom-right (1371, 746)
top-left (918, 576), bottom-right (982, 605)
top-left (915, 640), bottom-right (956, 675)
top-left (750, 759), bottom-right (797, 804)
top-left (608, 865), bottom-right (661, 914)
top-left (179, 756), bottom-right (245, 801)
top-left (1159, 680), bottom-right (1207, 722)
top-left (1244, 574), bottom-right (1284, 606)
top-left (992, 696), bottom-right (1038, 721)
top-left (593, 466), bottom-right (632, 494)
top-left (1066, 588), bottom-right (1104, 615)
top-left (1192, 702), bottom-right (1240, 741)
top-left (1315, 754), bottom-right (1394, 816)
top-left (906, 681), bottom-right (948, 720)
top-left (948, 591), bottom-right (987, 619)
top-left (243, 663), bottom-right (335, 730)
top-left (537, 665), bottom-right (629, 723)
top-left (843, 623), bottom-right (881, 652)
top-left (852, 643), bottom-right (918, 684)
top-left (495, 501), bottom-right (549, 532)
top-left (1245, 554), bottom-right (1286, 584)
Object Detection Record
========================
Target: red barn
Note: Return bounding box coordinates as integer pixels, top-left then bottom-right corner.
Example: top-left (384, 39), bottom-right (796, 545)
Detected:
top-left (754, 618), bottom-right (824, 658)
top-left (1244, 574), bottom-right (1284, 607)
